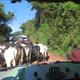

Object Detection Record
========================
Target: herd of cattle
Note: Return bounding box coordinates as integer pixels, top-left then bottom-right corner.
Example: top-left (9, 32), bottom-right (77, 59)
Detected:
top-left (1, 35), bottom-right (80, 69)
top-left (0, 36), bottom-right (48, 68)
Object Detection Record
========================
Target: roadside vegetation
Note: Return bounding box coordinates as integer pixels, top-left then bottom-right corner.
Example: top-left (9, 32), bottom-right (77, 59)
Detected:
top-left (20, 2), bottom-right (80, 56)
top-left (0, 3), bottom-right (14, 44)
top-left (1, 1), bottom-right (80, 56)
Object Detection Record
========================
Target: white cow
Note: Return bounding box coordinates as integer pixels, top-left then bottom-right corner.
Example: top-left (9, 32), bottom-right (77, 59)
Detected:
top-left (20, 43), bottom-right (32, 64)
top-left (4, 46), bottom-right (17, 67)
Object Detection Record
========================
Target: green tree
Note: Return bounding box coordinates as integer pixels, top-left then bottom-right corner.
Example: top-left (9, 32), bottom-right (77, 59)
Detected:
top-left (20, 20), bottom-right (36, 42)
top-left (31, 2), bottom-right (80, 55)
top-left (20, 1), bottom-right (80, 56)
top-left (0, 3), bottom-right (14, 43)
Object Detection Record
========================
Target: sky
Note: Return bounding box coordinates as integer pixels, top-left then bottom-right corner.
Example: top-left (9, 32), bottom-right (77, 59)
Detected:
top-left (0, 0), bottom-right (36, 33)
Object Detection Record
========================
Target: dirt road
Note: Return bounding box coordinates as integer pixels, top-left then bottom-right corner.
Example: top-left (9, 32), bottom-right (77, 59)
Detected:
top-left (32, 53), bottom-right (68, 64)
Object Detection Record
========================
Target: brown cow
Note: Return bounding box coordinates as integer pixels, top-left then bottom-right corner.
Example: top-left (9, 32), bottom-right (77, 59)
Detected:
top-left (15, 42), bottom-right (26, 65)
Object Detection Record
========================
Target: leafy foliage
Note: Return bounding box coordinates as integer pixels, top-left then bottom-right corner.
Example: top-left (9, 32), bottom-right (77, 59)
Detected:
top-left (20, 1), bottom-right (80, 56)
top-left (0, 3), bottom-right (14, 43)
